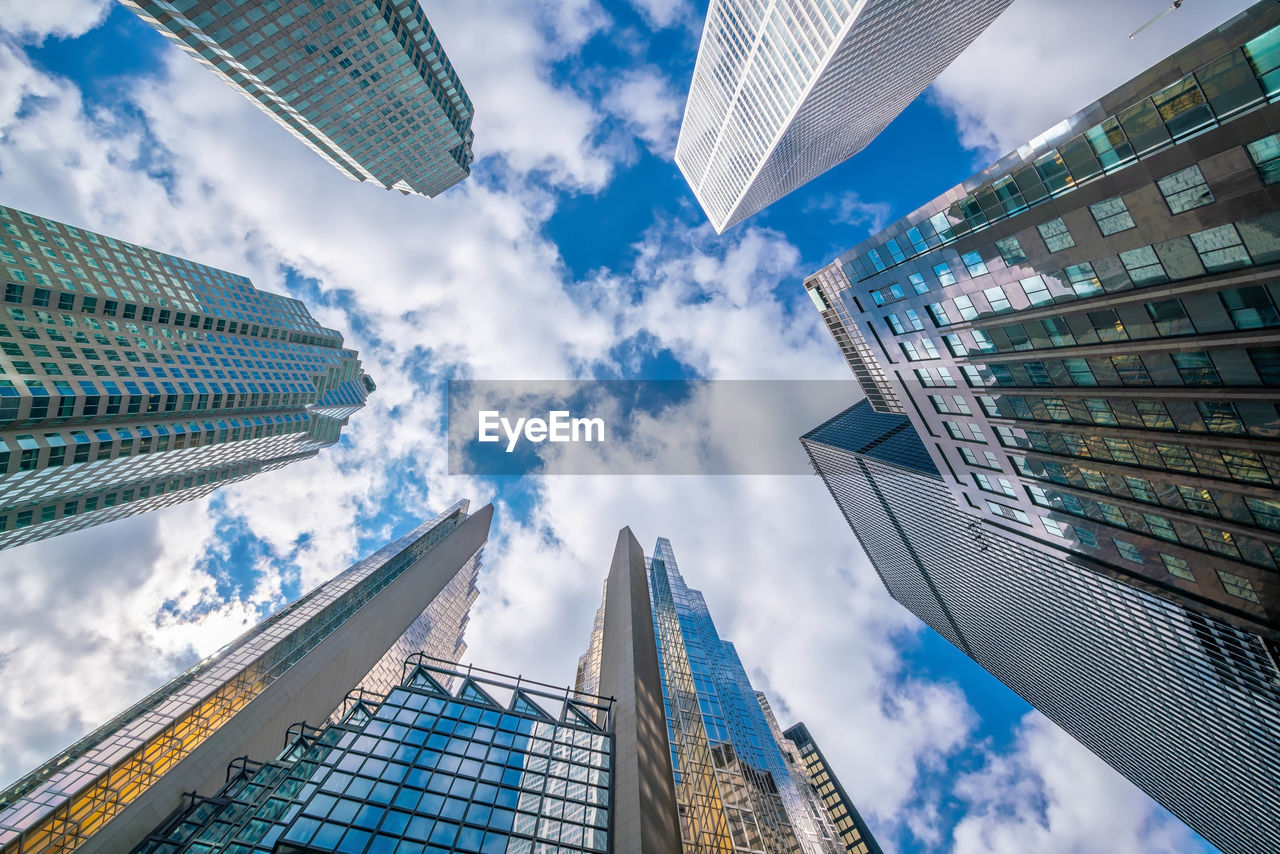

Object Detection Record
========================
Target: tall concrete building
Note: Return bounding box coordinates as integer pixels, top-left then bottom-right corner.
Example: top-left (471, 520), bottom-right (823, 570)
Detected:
top-left (803, 402), bottom-right (1280, 854)
top-left (577, 532), bottom-right (883, 854)
top-left (0, 203), bottom-right (373, 551)
top-left (806, 3), bottom-right (1280, 635)
top-left (121, 0), bottom-right (474, 197)
top-left (0, 500), bottom-right (491, 854)
top-left (674, 0), bottom-right (1013, 232)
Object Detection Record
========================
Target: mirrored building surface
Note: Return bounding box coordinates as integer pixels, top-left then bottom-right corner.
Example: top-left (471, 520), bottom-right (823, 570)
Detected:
top-left (803, 401), bottom-right (1280, 854)
top-left (806, 3), bottom-right (1280, 634)
top-left (0, 203), bottom-right (374, 551)
top-left (121, 0), bottom-right (474, 197)
top-left (0, 501), bottom-right (492, 854)
top-left (781, 724), bottom-right (883, 854)
top-left (674, 0), bottom-right (1012, 232)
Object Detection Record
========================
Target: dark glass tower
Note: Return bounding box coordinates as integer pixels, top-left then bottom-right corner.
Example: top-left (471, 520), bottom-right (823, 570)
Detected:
top-left (0, 501), bottom-right (492, 854)
top-left (803, 401), bottom-right (1280, 854)
top-left (781, 724), bottom-right (883, 854)
top-left (0, 203), bottom-right (373, 551)
top-left (806, 2), bottom-right (1280, 634)
top-left (121, 0), bottom-right (474, 197)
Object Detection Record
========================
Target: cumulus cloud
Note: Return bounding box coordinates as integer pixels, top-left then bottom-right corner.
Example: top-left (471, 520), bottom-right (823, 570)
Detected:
top-left (803, 190), bottom-right (894, 236)
top-left (627, 0), bottom-right (694, 31)
top-left (0, 0), bottom-right (111, 44)
top-left (602, 65), bottom-right (685, 158)
top-left (932, 0), bottom-right (1257, 158)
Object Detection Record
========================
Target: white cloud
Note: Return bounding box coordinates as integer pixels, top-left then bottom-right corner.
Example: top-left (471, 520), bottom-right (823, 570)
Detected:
top-left (951, 713), bottom-right (1214, 854)
top-left (0, 0), bottom-right (110, 44)
top-left (627, 0), bottom-right (693, 31)
top-left (602, 65), bottom-right (684, 158)
top-left (932, 0), bottom-right (1258, 157)
top-left (803, 190), bottom-right (893, 235)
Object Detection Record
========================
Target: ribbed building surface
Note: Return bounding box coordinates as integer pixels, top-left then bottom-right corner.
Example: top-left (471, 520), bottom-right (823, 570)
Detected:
top-left (0, 501), bottom-right (491, 854)
top-left (806, 3), bottom-right (1280, 635)
top-left (675, 0), bottom-right (1012, 232)
top-left (0, 204), bottom-right (372, 551)
top-left (121, 0), bottom-right (474, 197)
top-left (804, 402), bottom-right (1280, 854)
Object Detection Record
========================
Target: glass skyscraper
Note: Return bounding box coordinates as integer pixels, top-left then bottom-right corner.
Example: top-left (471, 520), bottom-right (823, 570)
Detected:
top-left (806, 2), bottom-right (1280, 635)
top-left (0, 500), bottom-right (492, 854)
top-left (803, 401), bottom-right (1280, 854)
top-left (781, 724), bottom-right (882, 854)
top-left (121, 0), bottom-right (474, 197)
top-left (0, 203), bottom-right (373, 551)
top-left (674, 0), bottom-right (1013, 232)
top-left (577, 534), bottom-right (882, 854)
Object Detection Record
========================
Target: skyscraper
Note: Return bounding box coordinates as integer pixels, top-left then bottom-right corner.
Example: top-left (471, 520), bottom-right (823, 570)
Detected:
top-left (0, 203), bottom-right (373, 551)
top-left (578, 531), bottom-right (883, 854)
top-left (0, 500), bottom-right (492, 854)
top-left (802, 401), bottom-right (1280, 854)
top-left (121, 0), bottom-right (474, 197)
top-left (781, 724), bottom-right (883, 854)
top-left (674, 0), bottom-right (1013, 232)
top-left (806, 2), bottom-right (1280, 634)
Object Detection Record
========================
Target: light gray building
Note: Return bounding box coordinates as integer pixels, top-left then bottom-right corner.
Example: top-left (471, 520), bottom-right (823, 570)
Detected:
top-left (804, 401), bottom-right (1280, 854)
top-left (121, 0), bottom-right (474, 197)
top-left (0, 500), bottom-right (492, 854)
top-left (674, 0), bottom-right (1012, 232)
top-left (0, 203), bottom-right (373, 551)
top-left (807, 3), bottom-right (1280, 635)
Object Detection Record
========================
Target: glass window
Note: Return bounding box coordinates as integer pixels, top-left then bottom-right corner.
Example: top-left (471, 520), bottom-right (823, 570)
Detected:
top-left (1062, 358), bottom-right (1096, 386)
top-left (908, 272), bottom-right (928, 294)
top-left (1190, 224), bottom-right (1251, 272)
top-left (927, 303), bottom-right (952, 327)
top-left (1161, 553), bottom-right (1194, 580)
top-left (954, 295), bottom-right (978, 321)
top-left (983, 286), bottom-right (1012, 314)
top-left (1245, 496), bottom-right (1280, 530)
top-left (905, 309), bottom-right (924, 331)
top-left (1218, 570), bottom-right (1260, 603)
top-left (1197, 401), bottom-right (1247, 434)
top-left (1040, 317), bottom-right (1075, 347)
top-left (1088, 196), bottom-right (1135, 235)
top-left (886, 314), bottom-right (905, 334)
top-left (1113, 539), bottom-right (1144, 563)
top-left (1020, 276), bottom-right (1053, 306)
top-left (1144, 513), bottom-right (1179, 541)
top-left (1119, 245), bottom-right (1168, 285)
top-left (1196, 48), bottom-right (1264, 119)
top-left (1171, 350), bottom-right (1221, 385)
top-left (1144, 299), bottom-right (1194, 336)
top-left (1074, 525), bottom-right (1099, 548)
top-left (1064, 263), bottom-right (1102, 297)
top-left (932, 262), bottom-right (957, 286)
top-left (972, 329), bottom-right (996, 352)
top-left (1034, 150), bottom-right (1073, 195)
top-left (1246, 133), bottom-right (1280, 185)
top-left (1151, 74), bottom-right (1214, 139)
top-left (1221, 285), bottom-right (1280, 329)
top-left (1248, 347), bottom-right (1280, 384)
top-left (1157, 165), bottom-right (1213, 213)
top-left (961, 251), bottom-right (988, 277)
top-left (995, 236), bottom-right (1026, 266)
top-left (1037, 217), bottom-right (1075, 252)
top-left (1087, 310), bottom-right (1127, 342)
top-left (1244, 26), bottom-right (1280, 96)
top-left (1111, 354), bottom-right (1152, 385)
top-left (1085, 117), bottom-right (1135, 170)
top-left (1135, 400), bottom-right (1174, 430)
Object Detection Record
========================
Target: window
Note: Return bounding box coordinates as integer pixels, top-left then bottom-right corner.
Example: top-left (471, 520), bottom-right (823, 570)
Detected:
top-left (1218, 570), bottom-right (1260, 603)
top-left (1196, 401), bottom-right (1246, 434)
top-left (1124, 477), bottom-right (1158, 503)
top-left (1087, 310), bottom-right (1127, 342)
top-left (1064, 263), bottom-right (1102, 297)
top-left (1020, 276), bottom-right (1053, 306)
top-left (1161, 553), bottom-right (1194, 580)
top-left (961, 251), bottom-right (989, 277)
top-left (1248, 347), bottom-right (1280, 384)
top-left (1145, 299), bottom-right (1194, 336)
top-left (1245, 496), bottom-right (1280, 530)
top-left (1074, 525), bottom-right (1099, 548)
top-left (1191, 224), bottom-right (1250, 272)
top-left (1119, 245), bottom-right (1168, 285)
top-left (1062, 358), bottom-right (1096, 386)
top-left (1111, 354), bottom-right (1151, 385)
top-left (886, 314), bottom-right (905, 334)
top-left (986, 500), bottom-right (1030, 524)
top-left (1024, 362), bottom-right (1052, 386)
top-left (1043, 518), bottom-right (1069, 537)
top-left (932, 262), bottom-right (957, 287)
top-left (900, 338), bottom-right (939, 360)
top-left (1084, 398), bottom-right (1117, 425)
top-left (1178, 485), bottom-right (1219, 516)
top-left (1040, 318), bottom-right (1075, 347)
top-left (1157, 165), bottom-right (1213, 213)
top-left (1114, 539), bottom-right (1144, 563)
top-left (1135, 400), bottom-right (1174, 430)
top-left (904, 309), bottom-right (924, 331)
top-left (927, 303), bottom-right (952, 327)
top-left (995, 236), bottom-right (1026, 266)
top-left (943, 333), bottom-right (966, 357)
top-left (1222, 450), bottom-right (1271, 484)
top-left (1003, 324), bottom-right (1033, 350)
top-left (908, 272), bottom-right (928, 294)
top-left (1221, 285), bottom-right (1280, 329)
top-left (972, 329), bottom-right (996, 352)
top-left (954, 295), bottom-right (978, 321)
top-left (1246, 133), bottom-right (1280, 184)
top-left (1088, 195), bottom-right (1135, 235)
top-left (1037, 217), bottom-right (1075, 252)
top-left (1144, 513), bottom-right (1179, 542)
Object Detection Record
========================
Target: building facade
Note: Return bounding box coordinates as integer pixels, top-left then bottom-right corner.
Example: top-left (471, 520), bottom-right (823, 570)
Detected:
top-left (0, 203), bottom-right (373, 551)
top-left (121, 0), bottom-right (474, 197)
top-left (0, 501), bottom-right (492, 854)
top-left (674, 0), bottom-right (1012, 232)
top-left (132, 655), bottom-right (615, 854)
top-left (781, 724), bottom-right (883, 854)
top-left (578, 533), bottom-right (883, 854)
top-left (803, 401), bottom-right (1280, 854)
top-left (806, 3), bottom-right (1280, 634)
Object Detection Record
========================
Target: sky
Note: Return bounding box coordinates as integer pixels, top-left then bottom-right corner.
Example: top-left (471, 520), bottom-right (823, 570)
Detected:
top-left (0, 0), bottom-right (1259, 852)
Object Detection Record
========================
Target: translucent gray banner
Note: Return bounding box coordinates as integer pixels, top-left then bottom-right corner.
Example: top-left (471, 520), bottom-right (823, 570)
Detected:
top-left (447, 380), bottom-right (863, 475)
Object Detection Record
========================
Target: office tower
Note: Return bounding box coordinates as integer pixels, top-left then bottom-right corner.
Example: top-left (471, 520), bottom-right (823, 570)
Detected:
top-left (121, 0), bottom-right (474, 197)
top-left (806, 2), bottom-right (1280, 634)
top-left (782, 724), bottom-right (884, 854)
top-left (803, 401), bottom-right (1280, 854)
top-left (674, 0), bottom-right (1013, 232)
top-left (0, 500), bottom-right (492, 854)
top-left (0, 203), bottom-right (374, 551)
top-left (578, 531), bottom-right (882, 854)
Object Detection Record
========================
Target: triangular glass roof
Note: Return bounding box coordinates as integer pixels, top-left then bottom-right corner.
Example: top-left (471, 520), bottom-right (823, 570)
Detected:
top-left (458, 678), bottom-right (500, 708)
top-left (511, 690), bottom-right (554, 721)
top-left (408, 667), bottom-right (452, 696)
top-left (564, 701), bottom-right (604, 730)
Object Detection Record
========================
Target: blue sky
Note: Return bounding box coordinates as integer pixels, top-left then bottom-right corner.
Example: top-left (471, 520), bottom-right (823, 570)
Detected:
top-left (0, 1), bottom-right (1256, 852)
